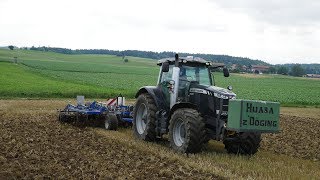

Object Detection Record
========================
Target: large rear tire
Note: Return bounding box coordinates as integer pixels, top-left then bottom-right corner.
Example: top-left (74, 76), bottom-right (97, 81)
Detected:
top-left (223, 132), bottom-right (261, 155)
top-left (133, 93), bottom-right (157, 141)
top-left (169, 108), bottom-right (206, 153)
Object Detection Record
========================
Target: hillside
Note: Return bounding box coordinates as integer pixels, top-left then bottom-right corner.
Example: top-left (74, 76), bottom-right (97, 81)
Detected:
top-left (25, 47), bottom-right (320, 74)
top-left (0, 49), bottom-right (319, 106)
top-left (0, 49), bottom-right (158, 98)
top-left (28, 46), bottom-right (269, 66)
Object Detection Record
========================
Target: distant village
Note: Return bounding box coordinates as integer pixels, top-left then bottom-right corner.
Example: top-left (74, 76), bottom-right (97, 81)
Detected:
top-left (228, 64), bottom-right (320, 78)
top-left (230, 64), bottom-right (270, 74)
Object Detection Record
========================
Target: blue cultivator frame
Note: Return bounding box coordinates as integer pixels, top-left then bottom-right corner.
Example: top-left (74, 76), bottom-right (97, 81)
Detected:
top-left (58, 96), bottom-right (133, 130)
top-left (64, 101), bottom-right (108, 115)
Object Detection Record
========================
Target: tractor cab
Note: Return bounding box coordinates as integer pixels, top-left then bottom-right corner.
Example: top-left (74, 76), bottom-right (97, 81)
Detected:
top-left (157, 55), bottom-right (230, 108)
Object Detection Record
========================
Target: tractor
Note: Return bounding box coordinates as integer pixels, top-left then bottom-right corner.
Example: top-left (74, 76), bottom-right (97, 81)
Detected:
top-left (133, 54), bottom-right (280, 155)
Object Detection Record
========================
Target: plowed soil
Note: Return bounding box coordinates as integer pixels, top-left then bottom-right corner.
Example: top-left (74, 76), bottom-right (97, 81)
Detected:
top-left (0, 100), bottom-right (319, 179)
top-left (261, 114), bottom-right (320, 160)
top-left (0, 101), bottom-right (220, 179)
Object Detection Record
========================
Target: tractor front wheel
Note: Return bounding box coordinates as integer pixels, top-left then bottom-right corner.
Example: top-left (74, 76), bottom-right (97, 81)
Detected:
top-left (223, 132), bottom-right (261, 155)
top-left (169, 108), bottom-right (206, 153)
top-left (133, 93), bottom-right (157, 141)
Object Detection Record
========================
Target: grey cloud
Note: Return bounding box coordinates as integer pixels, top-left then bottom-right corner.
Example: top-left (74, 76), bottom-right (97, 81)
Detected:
top-left (211, 0), bottom-right (320, 27)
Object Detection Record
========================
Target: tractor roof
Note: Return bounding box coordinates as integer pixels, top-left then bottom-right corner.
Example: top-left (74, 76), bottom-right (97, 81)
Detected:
top-left (157, 56), bottom-right (225, 68)
top-left (157, 57), bottom-right (208, 65)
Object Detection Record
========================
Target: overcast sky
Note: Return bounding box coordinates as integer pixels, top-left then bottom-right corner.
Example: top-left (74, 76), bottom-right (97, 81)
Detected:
top-left (1, 0), bottom-right (319, 64)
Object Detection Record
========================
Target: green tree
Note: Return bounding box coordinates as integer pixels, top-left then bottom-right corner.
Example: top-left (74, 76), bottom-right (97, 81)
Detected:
top-left (8, 45), bottom-right (14, 50)
top-left (290, 64), bottom-right (305, 77)
top-left (268, 66), bottom-right (276, 74)
top-left (277, 66), bottom-right (288, 75)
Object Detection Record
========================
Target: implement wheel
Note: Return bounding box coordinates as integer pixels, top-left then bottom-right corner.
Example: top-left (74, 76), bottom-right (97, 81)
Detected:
top-left (104, 114), bottom-right (118, 130)
top-left (169, 108), bottom-right (206, 153)
top-left (58, 112), bottom-right (68, 122)
top-left (133, 93), bottom-right (157, 141)
top-left (223, 132), bottom-right (261, 155)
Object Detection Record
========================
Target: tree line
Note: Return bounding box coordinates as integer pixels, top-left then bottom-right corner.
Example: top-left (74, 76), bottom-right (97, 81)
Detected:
top-left (281, 63), bottom-right (320, 75)
top-left (271, 65), bottom-right (306, 77)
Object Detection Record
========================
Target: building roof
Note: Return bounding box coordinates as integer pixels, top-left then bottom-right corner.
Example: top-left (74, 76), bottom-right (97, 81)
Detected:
top-left (251, 65), bottom-right (270, 69)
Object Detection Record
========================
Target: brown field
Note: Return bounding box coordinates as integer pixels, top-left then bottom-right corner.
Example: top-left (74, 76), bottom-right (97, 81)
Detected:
top-left (235, 73), bottom-right (320, 81)
top-left (281, 107), bottom-right (320, 119)
top-left (0, 100), bottom-right (320, 179)
top-left (234, 73), bottom-right (270, 78)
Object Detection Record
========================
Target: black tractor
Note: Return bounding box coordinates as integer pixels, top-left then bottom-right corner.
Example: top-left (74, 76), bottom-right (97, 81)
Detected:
top-left (133, 54), bottom-right (263, 155)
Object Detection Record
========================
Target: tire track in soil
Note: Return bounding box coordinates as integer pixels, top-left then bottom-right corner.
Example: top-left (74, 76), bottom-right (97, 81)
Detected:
top-left (0, 112), bottom-right (222, 179)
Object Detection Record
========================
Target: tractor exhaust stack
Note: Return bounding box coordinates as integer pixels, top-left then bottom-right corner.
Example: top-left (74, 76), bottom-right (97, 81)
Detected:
top-left (170, 54), bottom-right (180, 108)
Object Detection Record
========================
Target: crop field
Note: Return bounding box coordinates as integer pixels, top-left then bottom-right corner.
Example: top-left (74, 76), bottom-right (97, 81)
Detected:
top-left (0, 49), bottom-right (320, 106)
top-left (0, 100), bottom-right (319, 179)
top-left (215, 73), bottom-right (320, 106)
top-left (0, 49), bottom-right (158, 98)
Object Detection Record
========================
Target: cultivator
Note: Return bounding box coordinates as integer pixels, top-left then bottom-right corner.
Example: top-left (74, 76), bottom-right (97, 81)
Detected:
top-left (58, 95), bottom-right (133, 130)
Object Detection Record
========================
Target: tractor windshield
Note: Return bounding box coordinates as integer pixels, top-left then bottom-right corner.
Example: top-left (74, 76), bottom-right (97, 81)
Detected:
top-left (180, 65), bottom-right (212, 86)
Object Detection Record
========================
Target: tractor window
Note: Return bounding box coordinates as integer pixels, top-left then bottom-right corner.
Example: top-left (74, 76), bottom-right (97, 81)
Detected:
top-left (181, 65), bottom-right (212, 86)
top-left (160, 65), bottom-right (174, 83)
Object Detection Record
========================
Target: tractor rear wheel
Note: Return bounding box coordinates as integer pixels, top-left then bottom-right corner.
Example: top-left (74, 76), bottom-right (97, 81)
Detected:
top-left (104, 114), bottom-right (118, 130)
top-left (223, 132), bottom-right (261, 155)
top-left (133, 93), bottom-right (157, 141)
top-left (169, 108), bottom-right (206, 153)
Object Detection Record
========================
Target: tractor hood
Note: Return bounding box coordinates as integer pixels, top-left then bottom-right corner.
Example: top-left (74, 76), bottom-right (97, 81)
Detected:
top-left (206, 86), bottom-right (236, 99)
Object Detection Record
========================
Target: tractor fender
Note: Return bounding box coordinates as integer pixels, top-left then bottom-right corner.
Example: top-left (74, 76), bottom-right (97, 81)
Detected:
top-left (135, 86), bottom-right (165, 110)
top-left (169, 102), bottom-right (199, 118)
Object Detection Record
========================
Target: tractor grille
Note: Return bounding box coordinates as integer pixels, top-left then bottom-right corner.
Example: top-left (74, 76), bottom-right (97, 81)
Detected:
top-left (215, 98), bottom-right (229, 116)
top-left (222, 99), bottom-right (229, 111)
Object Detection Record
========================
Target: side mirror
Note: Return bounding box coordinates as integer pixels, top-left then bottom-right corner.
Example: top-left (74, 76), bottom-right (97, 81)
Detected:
top-left (223, 67), bottom-right (229, 77)
top-left (162, 62), bottom-right (169, 72)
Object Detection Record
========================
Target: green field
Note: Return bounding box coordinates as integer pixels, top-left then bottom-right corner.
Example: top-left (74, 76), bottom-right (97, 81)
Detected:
top-left (0, 49), bottom-right (319, 106)
top-left (0, 49), bottom-right (158, 98)
top-left (216, 73), bottom-right (320, 106)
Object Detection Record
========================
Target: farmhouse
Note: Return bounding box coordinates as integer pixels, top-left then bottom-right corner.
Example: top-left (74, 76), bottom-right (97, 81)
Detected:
top-left (230, 64), bottom-right (248, 71)
top-left (251, 65), bottom-right (270, 74)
